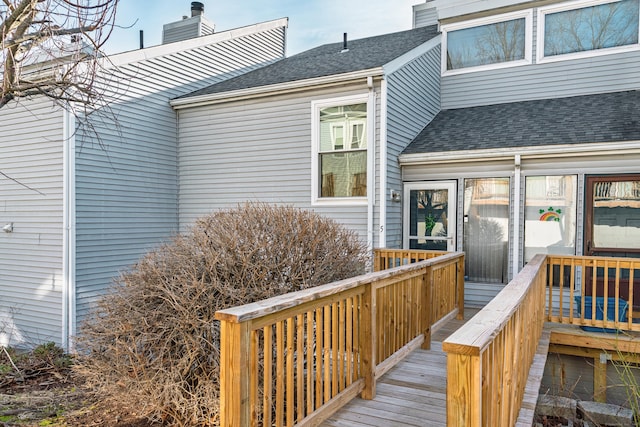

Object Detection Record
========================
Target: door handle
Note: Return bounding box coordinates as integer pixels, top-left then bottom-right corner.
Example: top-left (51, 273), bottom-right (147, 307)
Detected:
top-left (586, 240), bottom-right (592, 254)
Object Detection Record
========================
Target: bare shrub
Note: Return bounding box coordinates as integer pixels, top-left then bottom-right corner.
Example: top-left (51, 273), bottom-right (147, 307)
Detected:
top-left (73, 203), bottom-right (369, 426)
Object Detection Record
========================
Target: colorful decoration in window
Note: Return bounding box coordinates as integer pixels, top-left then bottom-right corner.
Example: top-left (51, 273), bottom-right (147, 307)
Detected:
top-left (539, 207), bottom-right (562, 222)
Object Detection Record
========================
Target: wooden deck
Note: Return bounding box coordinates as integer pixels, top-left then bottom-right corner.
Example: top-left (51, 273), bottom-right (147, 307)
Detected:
top-left (321, 308), bottom-right (480, 427)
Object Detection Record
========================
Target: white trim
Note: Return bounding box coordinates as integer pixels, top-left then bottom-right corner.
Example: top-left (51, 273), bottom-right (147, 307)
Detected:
top-left (441, 9), bottom-right (533, 76)
top-left (171, 68), bottom-right (383, 109)
top-left (62, 109), bottom-right (76, 352)
top-left (383, 35), bottom-right (442, 75)
top-left (512, 155), bottom-right (521, 279)
top-left (106, 18), bottom-right (288, 68)
top-left (536, 0), bottom-right (640, 64)
top-left (379, 79), bottom-right (389, 248)
top-left (310, 93), bottom-right (371, 206)
top-left (367, 76), bottom-right (376, 250)
top-left (429, 0), bottom-right (533, 21)
top-left (398, 140), bottom-right (640, 165)
top-left (403, 181), bottom-right (457, 251)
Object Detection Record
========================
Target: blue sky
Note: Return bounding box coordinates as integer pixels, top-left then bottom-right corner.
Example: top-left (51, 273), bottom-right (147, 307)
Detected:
top-left (106, 0), bottom-right (422, 55)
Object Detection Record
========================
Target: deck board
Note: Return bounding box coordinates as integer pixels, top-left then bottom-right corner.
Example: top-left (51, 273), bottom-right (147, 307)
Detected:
top-left (321, 309), bottom-right (479, 427)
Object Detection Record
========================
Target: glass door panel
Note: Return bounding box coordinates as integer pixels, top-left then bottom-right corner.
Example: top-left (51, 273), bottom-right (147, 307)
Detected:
top-left (585, 175), bottom-right (640, 309)
top-left (463, 178), bottom-right (510, 284)
top-left (404, 182), bottom-right (456, 251)
top-left (587, 177), bottom-right (640, 255)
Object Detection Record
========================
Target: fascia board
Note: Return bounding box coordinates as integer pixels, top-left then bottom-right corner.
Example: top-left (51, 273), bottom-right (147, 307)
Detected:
top-left (383, 34), bottom-right (441, 76)
top-left (399, 141), bottom-right (640, 165)
top-left (433, 0), bottom-right (534, 20)
top-left (104, 18), bottom-right (288, 69)
top-left (170, 67), bottom-right (384, 109)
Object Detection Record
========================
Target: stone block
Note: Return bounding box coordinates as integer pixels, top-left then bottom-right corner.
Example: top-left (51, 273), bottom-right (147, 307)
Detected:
top-left (577, 400), bottom-right (634, 427)
top-left (536, 395), bottom-right (577, 420)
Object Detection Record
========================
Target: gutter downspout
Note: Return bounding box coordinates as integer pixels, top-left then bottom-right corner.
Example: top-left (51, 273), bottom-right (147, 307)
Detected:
top-left (367, 76), bottom-right (376, 251)
top-left (62, 109), bottom-right (76, 352)
top-left (379, 79), bottom-right (388, 248)
top-left (512, 154), bottom-right (521, 280)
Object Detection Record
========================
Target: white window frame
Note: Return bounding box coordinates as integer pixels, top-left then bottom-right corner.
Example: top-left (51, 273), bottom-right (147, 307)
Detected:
top-left (537, 0), bottom-right (640, 64)
top-left (311, 94), bottom-right (371, 206)
top-left (441, 9), bottom-right (533, 76)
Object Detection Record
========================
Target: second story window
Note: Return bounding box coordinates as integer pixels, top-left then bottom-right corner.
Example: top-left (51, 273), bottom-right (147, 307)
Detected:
top-left (311, 96), bottom-right (369, 204)
top-left (539, 0), bottom-right (639, 60)
top-left (442, 10), bottom-right (532, 74)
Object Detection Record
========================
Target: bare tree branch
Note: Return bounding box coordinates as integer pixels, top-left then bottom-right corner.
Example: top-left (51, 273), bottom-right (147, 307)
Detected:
top-left (0, 170), bottom-right (46, 195)
top-left (1, 0), bottom-right (119, 110)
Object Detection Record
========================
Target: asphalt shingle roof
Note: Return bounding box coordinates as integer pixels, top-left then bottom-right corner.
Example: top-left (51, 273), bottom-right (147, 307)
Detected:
top-left (179, 25), bottom-right (439, 99)
top-left (402, 90), bottom-right (640, 155)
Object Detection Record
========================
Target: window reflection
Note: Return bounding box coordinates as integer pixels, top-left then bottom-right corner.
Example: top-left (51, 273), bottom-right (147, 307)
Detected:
top-left (593, 180), bottom-right (640, 249)
top-left (319, 103), bottom-right (367, 198)
top-left (409, 189), bottom-right (449, 251)
top-left (447, 18), bottom-right (526, 70)
top-left (543, 0), bottom-right (639, 57)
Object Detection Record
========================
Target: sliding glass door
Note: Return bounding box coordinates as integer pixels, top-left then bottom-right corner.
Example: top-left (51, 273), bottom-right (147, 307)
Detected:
top-left (463, 178), bottom-right (510, 284)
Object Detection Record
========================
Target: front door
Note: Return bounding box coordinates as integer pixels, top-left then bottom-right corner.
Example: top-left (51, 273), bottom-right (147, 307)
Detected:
top-left (404, 181), bottom-right (456, 251)
top-left (584, 175), bottom-right (640, 307)
top-left (585, 175), bottom-right (640, 258)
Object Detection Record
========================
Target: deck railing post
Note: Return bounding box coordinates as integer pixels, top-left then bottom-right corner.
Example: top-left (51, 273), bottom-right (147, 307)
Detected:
top-left (219, 318), bottom-right (251, 427)
top-left (421, 266), bottom-right (432, 350)
top-left (361, 282), bottom-right (377, 399)
top-left (457, 254), bottom-right (465, 320)
top-left (446, 351), bottom-right (482, 427)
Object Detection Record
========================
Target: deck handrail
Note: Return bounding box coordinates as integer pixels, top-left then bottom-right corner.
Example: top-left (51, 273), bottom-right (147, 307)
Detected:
top-left (215, 250), bottom-right (464, 427)
top-left (442, 253), bottom-right (548, 427)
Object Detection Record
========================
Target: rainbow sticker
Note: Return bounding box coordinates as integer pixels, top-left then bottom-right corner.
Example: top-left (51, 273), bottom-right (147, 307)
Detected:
top-left (539, 207), bottom-right (562, 222)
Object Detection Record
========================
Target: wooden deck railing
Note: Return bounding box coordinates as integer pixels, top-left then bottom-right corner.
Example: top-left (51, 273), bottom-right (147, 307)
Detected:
top-left (443, 254), bottom-right (640, 427)
top-left (373, 248), bottom-right (449, 271)
top-left (442, 254), bottom-right (548, 427)
top-left (215, 250), bottom-right (464, 427)
top-left (546, 255), bottom-right (640, 332)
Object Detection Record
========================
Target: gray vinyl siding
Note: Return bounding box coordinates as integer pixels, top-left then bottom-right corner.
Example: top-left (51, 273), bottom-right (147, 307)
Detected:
top-left (163, 25), bottom-right (199, 44)
top-left (385, 45), bottom-right (441, 248)
top-left (75, 26), bottom-right (287, 320)
top-left (162, 15), bottom-right (215, 44)
top-left (442, 7), bottom-right (640, 109)
top-left (413, 7), bottom-right (438, 28)
top-left (0, 97), bottom-right (65, 347)
top-left (178, 81), bottom-right (380, 247)
top-left (442, 50), bottom-right (640, 109)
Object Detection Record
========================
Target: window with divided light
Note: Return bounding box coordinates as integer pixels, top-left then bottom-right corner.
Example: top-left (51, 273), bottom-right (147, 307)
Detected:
top-left (317, 102), bottom-right (367, 199)
top-left (442, 10), bottom-right (531, 73)
top-left (539, 0), bottom-right (640, 60)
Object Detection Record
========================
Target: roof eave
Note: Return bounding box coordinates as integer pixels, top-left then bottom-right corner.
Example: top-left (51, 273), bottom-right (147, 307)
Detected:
top-left (399, 140), bottom-right (640, 165)
top-left (170, 67), bottom-right (385, 109)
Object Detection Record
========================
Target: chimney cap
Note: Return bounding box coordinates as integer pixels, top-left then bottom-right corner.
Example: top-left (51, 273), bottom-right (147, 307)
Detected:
top-left (191, 2), bottom-right (204, 16)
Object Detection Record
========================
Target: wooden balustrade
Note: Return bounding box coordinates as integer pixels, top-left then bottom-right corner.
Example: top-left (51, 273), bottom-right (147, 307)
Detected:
top-left (443, 254), bottom-right (548, 427)
top-left (546, 255), bottom-right (640, 332)
top-left (373, 248), bottom-right (449, 271)
top-left (215, 251), bottom-right (464, 427)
